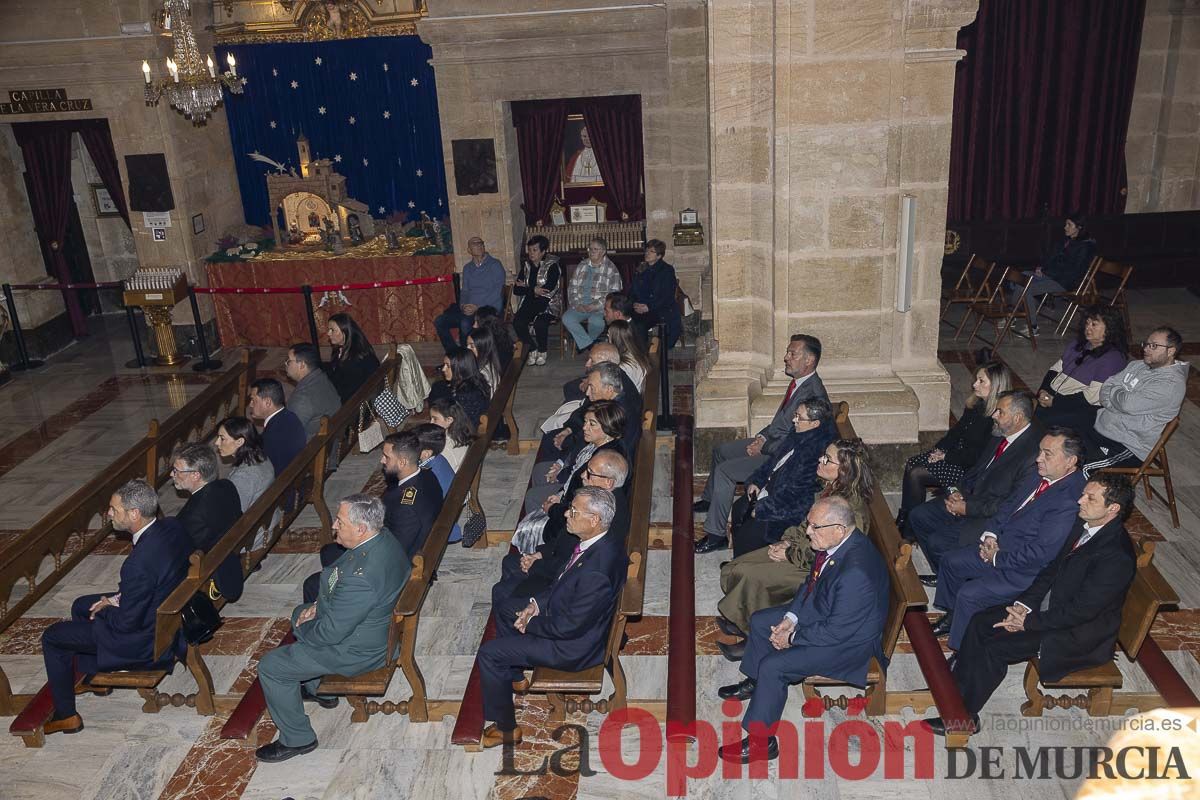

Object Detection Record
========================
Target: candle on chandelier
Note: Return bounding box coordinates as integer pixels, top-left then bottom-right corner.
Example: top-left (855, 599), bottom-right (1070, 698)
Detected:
top-left (167, 57), bottom-right (179, 82)
top-left (206, 55), bottom-right (216, 78)
top-left (226, 53), bottom-right (237, 77)
top-left (141, 60), bottom-right (151, 84)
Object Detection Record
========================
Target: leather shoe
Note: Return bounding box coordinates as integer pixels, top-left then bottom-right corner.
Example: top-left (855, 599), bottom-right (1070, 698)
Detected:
top-left (918, 574), bottom-right (938, 587)
top-left (718, 640), bottom-right (746, 662)
top-left (717, 678), bottom-right (756, 701)
top-left (692, 500), bottom-right (710, 513)
top-left (255, 738), bottom-right (318, 762)
top-left (512, 677), bottom-right (530, 693)
top-left (922, 714), bottom-right (979, 736)
top-left (930, 613), bottom-right (953, 637)
top-left (694, 536), bottom-right (727, 555)
top-left (44, 713), bottom-right (83, 735)
top-left (301, 687), bottom-right (338, 709)
top-left (719, 735), bottom-right (779, 763)
top-left (716, 617), bottom-right (744, 638)
top-left (74, 682), bottom-right (111, 696)
top-left (481, 724), bottom-right (524, 748)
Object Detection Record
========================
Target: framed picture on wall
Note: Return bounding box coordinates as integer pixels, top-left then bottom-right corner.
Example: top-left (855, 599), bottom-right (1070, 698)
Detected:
top-left (90, 184), bottom-right (121, 217)
top-left (561, 114), bottom-right (605, 188)
top-left (192, 213), bottom-right (205, 235)
top-left (570, 204), bottom-right (599, 224)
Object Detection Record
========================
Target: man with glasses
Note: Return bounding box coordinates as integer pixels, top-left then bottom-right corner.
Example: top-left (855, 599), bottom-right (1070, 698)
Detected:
top-left (716, 496), bottom-right (888, 764)
top-left (172, 442), bottom-right (245, 602)
top-left (478, 487), bottom-right (627, 748)
top-left (1083, 326), bottom-right (1187, 476)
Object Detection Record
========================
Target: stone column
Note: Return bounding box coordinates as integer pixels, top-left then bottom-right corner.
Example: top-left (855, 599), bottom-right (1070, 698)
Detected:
top-left (698, 0), bottom-right (978, 444)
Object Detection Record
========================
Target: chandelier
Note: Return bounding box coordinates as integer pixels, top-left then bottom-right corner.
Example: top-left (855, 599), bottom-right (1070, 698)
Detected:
top-left (140, 0), bottom-right (246, 125)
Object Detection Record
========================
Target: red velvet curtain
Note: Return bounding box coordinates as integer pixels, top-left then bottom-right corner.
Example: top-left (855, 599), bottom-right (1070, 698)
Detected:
top-left (947, 0), bottom-right (1146, 223)
top-left (583, 95), bottom-right (645, 221)
top-left (76, 119), bottom-right (131, 228)
top-left (512, 99), bottom-right (568, 226)
top-left (12, 122), bottom-right (87, 336)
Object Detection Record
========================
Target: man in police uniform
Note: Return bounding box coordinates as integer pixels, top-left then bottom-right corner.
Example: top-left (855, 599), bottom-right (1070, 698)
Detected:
top-left (256, 494), bottom-right (410, 762)
top-left (302, 431), bottom-right (441, 603)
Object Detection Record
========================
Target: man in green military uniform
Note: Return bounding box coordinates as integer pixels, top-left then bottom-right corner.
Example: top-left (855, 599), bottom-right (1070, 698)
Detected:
top-left (255, 493), bottom-right (411, 762)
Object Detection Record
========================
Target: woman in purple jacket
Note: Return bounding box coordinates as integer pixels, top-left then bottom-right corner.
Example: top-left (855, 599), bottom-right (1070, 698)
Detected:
top-left (1035, 306), bottom-right (1128, 432)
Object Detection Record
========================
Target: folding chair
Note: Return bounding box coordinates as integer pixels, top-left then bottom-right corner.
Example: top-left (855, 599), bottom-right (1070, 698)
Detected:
top-left (966, 266), bottom-right (1038, 352)
top-left (950, 258), bottom-right (999, 339)
top-left (1088, 260), bottom-right (1135, 340)
top-left (942, 255), bottom-right (995, 330)
top-left (1034, 255), bottom-right (1101, 336)
top-left (1100, 417), bottom-right (1180, 528)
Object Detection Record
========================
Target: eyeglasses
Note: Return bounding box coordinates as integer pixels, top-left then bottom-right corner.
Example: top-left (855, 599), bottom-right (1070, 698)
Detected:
top-left (818, 454), bottom-right (840, 466)
top-left (566, 507), bottom-right (596, 518)
top-left (170, 467), bottom-right (198, 475)
top-left (584, 468), bottom-right (610, 482)
top-left (805, 520), bottom-right (845, 531)
top-left (1142, 341), bottom-right (1171, 351)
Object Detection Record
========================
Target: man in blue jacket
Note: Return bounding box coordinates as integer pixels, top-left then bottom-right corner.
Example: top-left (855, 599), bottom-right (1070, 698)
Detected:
top-left (39, 479), bottom-right (192, 735)
top-left (717, 496), bottom-right (888, 763)
top-left (932, 427), bottom-right (1087, 650)
top-left (435, 236), bottom-right (506, 353)
top-left (477, 487), bottom-right (627, 748)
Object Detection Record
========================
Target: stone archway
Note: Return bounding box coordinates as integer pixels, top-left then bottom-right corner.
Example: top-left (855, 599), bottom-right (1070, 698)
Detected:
top-left (280, 191), bottom-right (334, 243)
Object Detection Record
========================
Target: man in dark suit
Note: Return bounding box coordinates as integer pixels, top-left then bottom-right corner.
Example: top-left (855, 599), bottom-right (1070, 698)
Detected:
top-left (717, 496), bottom-right (888, 763)
top-left (695, 334), bottom-right (828, 554)
top-left (38, 479), bottom-right (192, 735)
top-left (301, 432), bottom-right (442, 603)
top-left (560, 341), bottom-right (640, 404)
top-left (494, 451), bottom-right (630, 604)
top-left (548, 356), bottom-right (642, 460)
top-left (478, 487), bottom-right (628, 747)
top-left (908, 391), bottom-right (1040, 582)
top-left (172, 443), bottom-right (245, 603)
top-left (249, 378), bottom-right (306, 477)
top-left (924, 474), bottom-right (1137, 735)
top-left (284, 342), bottom-right (342, 439)
top-left (932, 427), bottom-right (1088, 650)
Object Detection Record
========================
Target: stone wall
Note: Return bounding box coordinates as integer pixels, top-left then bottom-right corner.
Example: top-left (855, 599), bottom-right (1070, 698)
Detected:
top-left (1126, 0), bottom-right (1200, 213)
top-left (698, 0), bottom-right (977, 444)
top-left (417, 0), bottom-right (712, 306)
top-left (0, 0), bottom-right (245, 336)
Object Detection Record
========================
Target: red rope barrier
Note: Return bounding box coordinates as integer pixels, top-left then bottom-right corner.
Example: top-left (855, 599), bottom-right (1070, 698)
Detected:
top-left (7, 281), bottom-right (122, 291)
top-left (194, 275), bottom-right (453, 294)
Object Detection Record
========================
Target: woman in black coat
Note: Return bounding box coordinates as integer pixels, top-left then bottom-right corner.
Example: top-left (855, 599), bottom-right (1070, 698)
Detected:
top-left (631, 239), bottom-right (682, 347)
top-left (326, 313), bottom-right (381, 403)
top-left (512, 235), bottom-right (561, 366)
top-left (896, 360), bottom-right (1011, 528)
top-left (1012, 215), bottom-right (1098, 336)
top-left (427, 347), bottom-right (490, 429)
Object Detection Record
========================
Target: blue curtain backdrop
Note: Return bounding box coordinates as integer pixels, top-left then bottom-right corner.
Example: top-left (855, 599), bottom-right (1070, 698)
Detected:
top-left (215, 36), bottom-right (447, 229)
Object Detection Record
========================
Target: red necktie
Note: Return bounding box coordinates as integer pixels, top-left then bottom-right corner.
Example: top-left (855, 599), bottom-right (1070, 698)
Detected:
top-left (1033, 478), bottom-right (1051, 499)
top-left (778, 379), bottom-right (798, 411)
top-left (803, 550), bottom-right (829, 599)
top-left (993, 438), bottom-right (1009, 461)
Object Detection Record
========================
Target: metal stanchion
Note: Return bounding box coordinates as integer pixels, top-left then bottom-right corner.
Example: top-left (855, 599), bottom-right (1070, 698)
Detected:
top-left (2, 284), bottom-right (45, 371)
top-left (124, 305), bottom-right (147, 369)
top-left (656, 321), bottom-right (673, 430)
top-left (301, 285), bottom-right (321, 349)
top-left (187, 286), bottom-right (222, 372)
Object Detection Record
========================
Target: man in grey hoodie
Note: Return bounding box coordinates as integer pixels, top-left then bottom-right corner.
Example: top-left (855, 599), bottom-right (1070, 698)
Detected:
top-left (1083, 326), bottom-right (1187, 476)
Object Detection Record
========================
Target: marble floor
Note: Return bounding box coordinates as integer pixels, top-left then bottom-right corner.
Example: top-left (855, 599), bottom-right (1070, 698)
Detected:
top-left (0, 296), bottom-right (1198, 799)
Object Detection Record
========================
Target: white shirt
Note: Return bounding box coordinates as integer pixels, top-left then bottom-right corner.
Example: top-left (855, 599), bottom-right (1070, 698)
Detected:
top-left (131, 519), bottom-right (154, 547)
top-left (754, 449), bottom-right (795, 501)
top-left (784, 532), bottom-right (852, 626)
top-left (985, 423), bottom-right (1031, 469)
top-left (1013, 523), bottom-right (1102, 614)
top-left (264, 407), bottom-right (283, 428)
top-left (394, 469), bottom-right (420, 488)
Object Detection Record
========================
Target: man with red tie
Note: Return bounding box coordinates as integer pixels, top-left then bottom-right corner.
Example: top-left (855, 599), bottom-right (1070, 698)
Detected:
top-left (932, 427), bottom-right (1087, 650)
top-left (694, 334), bottom-right (828, 554)
top-left (907, 390), bottom-right (1040, 582)
top-left (924, 474), bottom-right (1137, 735)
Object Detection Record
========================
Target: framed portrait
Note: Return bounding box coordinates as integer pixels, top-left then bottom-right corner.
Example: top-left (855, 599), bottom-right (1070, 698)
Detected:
top-left (152, 227), bottom-right (167, 242)
top-left (191, 213), bottom-right (205, 235)
top-left (91, 183), bottom-right (121, 218)
top-left (451, 138), bottom-right (498, 195)
top-left (570, 204), bottom-right (599, 224)
top-left (549, 200), bottom-right (567, 226)
top-left (561, 113), bottom-right (605, 188)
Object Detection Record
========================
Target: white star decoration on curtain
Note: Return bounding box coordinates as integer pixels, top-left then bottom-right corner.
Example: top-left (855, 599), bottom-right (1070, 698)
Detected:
top-left (272, 68), bottom-right (278, 76)
top-left (407, 201), bottom-right (415, 208)
top-left (334, 154), bottom-right (342, 162)
top-left (438, 199), bottom-right (443, 206)
top-left (382, 63), bottom-right (389, 71)
top-left (362, 158), bottom-right (369, 166)
top-left (378, 206), bottom-right (385, 214)
top-left (383, 110), bottom-right (391, 119)
top-left (290, 80), bottom-right (299, 89)
top-left (348, 116), bottom-right (356, 125)
top-left (318, 106), bottom-right (327, 115)
top-left (410, 78), bottom-right (419, 86)
top-left (269, 121), bottom-right (277, 129)
top-left (314, 57), bottom-right (322, 65)
top-left (349, 72), bottom-right (358, 81)
top-left (415, 169), bottom-right (423, 177)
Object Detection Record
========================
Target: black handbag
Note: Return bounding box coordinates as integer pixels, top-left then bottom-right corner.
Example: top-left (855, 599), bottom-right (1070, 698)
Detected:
top-left (180, 582), bottom-right (223, 645)
top-left (460, 500), bottom-right (488, 548)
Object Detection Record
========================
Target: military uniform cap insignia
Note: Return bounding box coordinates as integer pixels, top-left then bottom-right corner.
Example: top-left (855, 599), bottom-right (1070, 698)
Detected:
top-left (401, 486), bottom-right (417, 505)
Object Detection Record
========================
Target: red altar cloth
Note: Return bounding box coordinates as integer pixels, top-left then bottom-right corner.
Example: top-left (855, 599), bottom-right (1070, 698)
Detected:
top-left (206, 254), bottom-right (455, 347)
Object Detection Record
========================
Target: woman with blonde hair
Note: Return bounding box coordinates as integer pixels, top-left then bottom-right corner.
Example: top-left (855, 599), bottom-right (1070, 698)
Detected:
top-left (895, 360), bottom-right (1011, 529)
top-left (606, 319), bottom-right (651, 392)
top-left (716, 438), bottom-right (874, 648)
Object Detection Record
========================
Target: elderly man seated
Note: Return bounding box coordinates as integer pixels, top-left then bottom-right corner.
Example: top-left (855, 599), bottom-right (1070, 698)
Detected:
top-left (716, 496), bottom-right (889, 764)
top-left (256, 494), bottom-right (410, 762)
top-left (924, 474), bottom-right (1138, 736)
top-left (1082, 325), bottom-right (1187, 475)
top-left (544, 360), bottom-right (641, 461)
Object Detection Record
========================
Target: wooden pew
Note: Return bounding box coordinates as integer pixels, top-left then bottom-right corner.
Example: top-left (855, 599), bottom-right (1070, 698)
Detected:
top-left (218, 344), bottom-right (526, 740)
top-left (1020, 539), bottom-right (1179, 717)
top-left (799, 403), bottom-right (928, 715)
top-left (453, 341), bottom-right (661, 741)
top-left (0, 350), bottom-right (261, 720)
